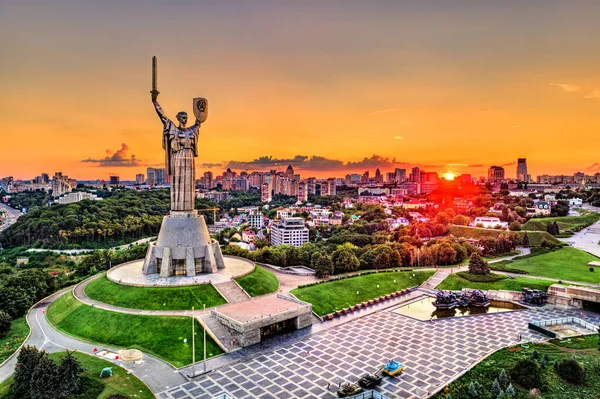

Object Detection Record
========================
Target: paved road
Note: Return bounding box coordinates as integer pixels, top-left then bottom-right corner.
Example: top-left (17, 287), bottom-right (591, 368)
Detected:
top-left (0, 289), bottom-right (187, 393)
top-left (0, 203), bottom-right (22, 233)
top-left (559, 219), bottom-right (600, 258)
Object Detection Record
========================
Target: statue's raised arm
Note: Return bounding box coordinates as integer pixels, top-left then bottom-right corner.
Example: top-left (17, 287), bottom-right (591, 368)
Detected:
top-left (152, 96), bottom-right (169, 126)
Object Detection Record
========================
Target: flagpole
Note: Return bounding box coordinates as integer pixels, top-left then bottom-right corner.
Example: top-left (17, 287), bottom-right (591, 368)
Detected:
top-left (203, 303), bottom-right (207, 373)
top-left (192, 306), bottom-right (196, 376)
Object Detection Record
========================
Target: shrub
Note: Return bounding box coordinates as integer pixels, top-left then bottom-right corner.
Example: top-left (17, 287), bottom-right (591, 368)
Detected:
top-left (505, 383), bottom-right (515, 398)
top-left (498, 369), bottom-right (509, 388)
top-left (510, 359), bottom-right (543, 389)
top-left (530, 349), bottom-right (539, 360)
top-left (468, 252), bottom-right (490, 275)
top-left (491, 379), bottom-right (502, 396)
top-left (555, 357), bottom-right (585, 385)
top-left (457, 271), bottom-right (505, 283)
top-left (467, 381), bottom-right (482, 397)
top-left (590, 267), bottom-right (594, 272)
top-left (0, 310), bottom-right (12, 335)
top-left (106, 395), bottom-right (128, 399)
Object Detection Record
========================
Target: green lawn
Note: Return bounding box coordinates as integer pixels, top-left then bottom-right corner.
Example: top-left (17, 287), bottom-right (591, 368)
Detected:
top-left (47, 292), bottom-right (223, 368)
top-left (0, 318), bottom-right (29, 364)
top-left (436, 273), bottom-right (558, 292)
top-left (291, 271), bottom-right (434, 316)
top-left (448, 225), bottom-right (561, 246)
top-left (434, 340), bottom-right (600, 399)
top-left (522, 212), bottom-right (600, 232)
top-left (500, 247), bottom-right (600, 283)
top-left (551, 334), bottom-right (599, 350)
top-left (85, 273), bottom-right (227, 310)
top-left (0, 351), bottom-right (153, 399)
top-left (235, 266), bottom-right (279, 297)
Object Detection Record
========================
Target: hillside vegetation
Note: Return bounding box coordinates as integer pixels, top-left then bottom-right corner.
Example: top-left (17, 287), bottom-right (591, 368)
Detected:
top-left (522, 212), bottom-right (600, 232)
top-left (448, 226), bottom-right (561, 246)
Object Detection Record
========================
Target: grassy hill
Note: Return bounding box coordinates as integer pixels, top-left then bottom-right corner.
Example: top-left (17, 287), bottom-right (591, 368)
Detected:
top-left (522, 212), bottom-right (600, 232)
top-left (448, 225), bottom-right (562, 246)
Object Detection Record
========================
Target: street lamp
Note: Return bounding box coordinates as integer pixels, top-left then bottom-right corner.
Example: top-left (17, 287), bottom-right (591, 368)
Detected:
top-left (203, 303), bottom-right (207, 373)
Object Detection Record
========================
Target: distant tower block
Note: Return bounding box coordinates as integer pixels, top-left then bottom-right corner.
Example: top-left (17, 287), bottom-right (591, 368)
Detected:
top-left (142, 210), bottom-right (225, 277)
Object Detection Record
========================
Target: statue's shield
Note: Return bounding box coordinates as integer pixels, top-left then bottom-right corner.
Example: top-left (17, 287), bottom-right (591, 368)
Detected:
top-left (193, 97), bottom-right (208, 123)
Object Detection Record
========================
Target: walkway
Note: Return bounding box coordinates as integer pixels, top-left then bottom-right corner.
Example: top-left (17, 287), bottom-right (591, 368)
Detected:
top-left (159, 306), bottom-right (600, 399)
top-left (0, 290), bottom-right (187, 393)
top-left (420, 271), bottom-right (449, 291)
top-left (213, 281), bottom-right (249, 303)
top-left (559, 218), bottom-right (600, 258)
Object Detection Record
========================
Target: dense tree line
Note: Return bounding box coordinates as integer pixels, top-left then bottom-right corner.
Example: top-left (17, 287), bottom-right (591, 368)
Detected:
top-left (0, 190), bottom-right (171, 249)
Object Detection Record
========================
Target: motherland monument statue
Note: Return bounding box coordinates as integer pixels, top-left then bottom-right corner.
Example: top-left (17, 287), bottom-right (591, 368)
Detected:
top-left (142, 56), bottom-right (225, 277)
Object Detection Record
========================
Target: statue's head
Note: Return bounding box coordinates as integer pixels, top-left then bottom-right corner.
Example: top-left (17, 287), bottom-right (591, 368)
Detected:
top-left (176, 111), bottom-right (188, 126)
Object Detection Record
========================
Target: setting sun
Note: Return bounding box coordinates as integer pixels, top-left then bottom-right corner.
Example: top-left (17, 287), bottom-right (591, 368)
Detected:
top-left (444, 172), bottom-right (455, 181)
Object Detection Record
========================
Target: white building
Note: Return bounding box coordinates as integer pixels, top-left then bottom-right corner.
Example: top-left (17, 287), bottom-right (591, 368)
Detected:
top-left (54, 192), bottom-right (101, 205)
top-left (247, 210), bottom-right (264, 229)
top-left (270, 217), bottom-right (309, 247)
top-left (569, 198), bottom-right (583, 206)
top-left (533, 201), bottom-right (551, 216)
top-left (472, 217), bottom-right (508, 229)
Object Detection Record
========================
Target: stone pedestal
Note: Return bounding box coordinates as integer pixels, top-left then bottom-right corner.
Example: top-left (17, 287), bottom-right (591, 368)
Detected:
top-left (142, 210), bottom-right (225, 277)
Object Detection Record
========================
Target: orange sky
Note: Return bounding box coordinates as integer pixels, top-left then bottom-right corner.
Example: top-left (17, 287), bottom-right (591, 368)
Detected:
top-left (1, 1), bottom-right (600, 181)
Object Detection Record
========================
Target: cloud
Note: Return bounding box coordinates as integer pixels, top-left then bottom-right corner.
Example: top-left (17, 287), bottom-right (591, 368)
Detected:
top-left (587, 163), bottom-right (600, 171)
top-left (468, 164), bottom-right (484, 168)
top-left (368, 108), bottom-right (398, 116)
top-left (81, 143), bottom-right (145, 167)
top-left (224, 154), bottom-right (412, 172)
top-left (500, 161), bottom-right (516, 167)
top-left (584, 90), bottom-right (600, 99)
top-left (510, 125), bottom-right (520, 129)
top-left (550, 83), bottom-right (579, 92)
top-left (200, 162), bottom-right (223, 168)
top-left (393, 136), bottom-right (403, 140)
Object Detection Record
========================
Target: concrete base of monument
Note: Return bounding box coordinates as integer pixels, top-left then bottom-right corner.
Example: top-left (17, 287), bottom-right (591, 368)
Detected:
top-left (106, 256), bottom-right (255, 287)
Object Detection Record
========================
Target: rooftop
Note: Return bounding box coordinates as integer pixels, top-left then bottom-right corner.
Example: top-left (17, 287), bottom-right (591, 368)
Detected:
top-left (214, 294), bottom-right (309, 324)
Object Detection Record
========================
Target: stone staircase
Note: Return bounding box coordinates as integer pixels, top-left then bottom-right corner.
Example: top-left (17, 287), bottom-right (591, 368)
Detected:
top-left (420, 270), bottom-right (449, 291)
top-left (199, 312), bottom-right (237, 353)
top-left (213, 281), bottom-right (249, 303)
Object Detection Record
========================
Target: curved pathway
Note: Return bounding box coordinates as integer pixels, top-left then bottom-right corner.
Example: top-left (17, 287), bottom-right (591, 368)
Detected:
top-left (0, 289), bottom-right (187, 393)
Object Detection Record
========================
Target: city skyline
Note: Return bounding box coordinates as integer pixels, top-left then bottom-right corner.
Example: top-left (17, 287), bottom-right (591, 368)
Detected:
top-left (2, 1), bottom-right (600, 180)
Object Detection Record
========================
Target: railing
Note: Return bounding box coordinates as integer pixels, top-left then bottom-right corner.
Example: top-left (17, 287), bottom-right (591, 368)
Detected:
top-left (345, 390), bottom-right (390, 399)
top-left (212, 394), bottom-right (232, 399)
top-left (529, 316), bottom-right (598, 338)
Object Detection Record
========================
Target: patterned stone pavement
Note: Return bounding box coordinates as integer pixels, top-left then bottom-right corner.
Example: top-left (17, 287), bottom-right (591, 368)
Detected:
top-left (158, 304), bottom-right (600, 399)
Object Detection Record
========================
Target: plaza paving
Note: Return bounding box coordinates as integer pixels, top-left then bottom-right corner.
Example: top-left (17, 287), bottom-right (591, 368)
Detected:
top-left (158, 303), bottom-right (600, 399)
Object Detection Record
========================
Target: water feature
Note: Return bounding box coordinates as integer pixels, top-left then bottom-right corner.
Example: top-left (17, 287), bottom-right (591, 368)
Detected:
top-left (393, 296), bottom-right (524, 321)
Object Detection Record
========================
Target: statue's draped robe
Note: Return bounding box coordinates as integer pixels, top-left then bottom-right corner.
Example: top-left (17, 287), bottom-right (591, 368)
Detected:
top-left (153, 102), bottom-right (199, 211)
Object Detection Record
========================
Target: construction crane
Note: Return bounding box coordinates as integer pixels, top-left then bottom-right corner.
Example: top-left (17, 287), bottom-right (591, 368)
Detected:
top-left (197, 207), bottom-right (220, 225)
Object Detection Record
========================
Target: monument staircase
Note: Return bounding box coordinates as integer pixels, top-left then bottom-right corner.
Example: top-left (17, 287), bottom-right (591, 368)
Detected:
top-left (214, 281), bottom-right (250, 303)
top-left (198, 313), bottom-right (237, 353)
top-left (420, 270), bottom-right (449, 293)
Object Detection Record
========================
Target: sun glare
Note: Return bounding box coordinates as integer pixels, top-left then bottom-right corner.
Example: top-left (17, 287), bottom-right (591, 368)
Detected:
top-left (444, 172), bottom-right (455, 180)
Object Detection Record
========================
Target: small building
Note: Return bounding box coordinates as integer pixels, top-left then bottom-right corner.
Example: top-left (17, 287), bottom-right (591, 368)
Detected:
top-left (16, 257), bottom-right (29, 266)
top-left (533, 201), bottom-right (551, 216)
top-left (472, 217), bottom-right (509, 229)
top-left (408, 212), bottom-right (429, 223)
top-left (212, 294), bottom-right (312, 347)
top-left (569, 198), bottom-right (583, 206)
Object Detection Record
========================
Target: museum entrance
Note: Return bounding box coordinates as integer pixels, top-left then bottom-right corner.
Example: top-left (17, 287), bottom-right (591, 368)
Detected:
top-left (582, 300), bottom-right (600, 312)
top-left (260, 319), bottom-right (295, 339)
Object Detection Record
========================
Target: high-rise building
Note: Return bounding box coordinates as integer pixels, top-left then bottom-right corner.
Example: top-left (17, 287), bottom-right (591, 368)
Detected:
top-left (306, 178), bottom-right (316, 195)
top-left (247, 209), bottom-right (264, 229)
top-left (394, 168), bottom-right (406, 183)
top-left (52, 172), bottom-right (77, 197)
top-left (261, 181), bottom-right (272, 202)
top-left (361, 171), bottom-right (369, 184)
top-left (487, 166), bottom-right (505, 183)
top-left (517, 158), bottom-right (528, 181)
top-left (270, 217), bottom-right (309, 247)
top-left (109, 175), bottom-right (120, 185)
top-left (374, 168), bottom-right (383, 183)
top-left (146, 167), bottom-right (166, 185)
top-left (410, 167), bottom-right (421, 183)
top-left (136, 174), bottom-right (145, 185)
top-left (286, 164), bottom-right (294, 179)
top-left (298, 181), bottom-right (308, 202)
top-left (202, 171), bottom-right (213, 189)
top-left (248, 172), bottom-right (263, 188)
top-left (386, 172), bottom-right (395, 183)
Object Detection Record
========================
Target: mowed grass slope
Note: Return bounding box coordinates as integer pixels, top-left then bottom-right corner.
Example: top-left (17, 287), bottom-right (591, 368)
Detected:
top-left (448, 226), bottom-right (561, 246)
top-left (0, 351), bottom-right (154, 399)
top-left (47, 292), bottom-right (222, 367)
top-left (503, 247), bottom-right (600, 283)
top-left (436, 273), bottom-right (558, 292)
top-left (235, 266), bottom-right (279, 297)
top-left (0, 317), bottom-right (29, 364)
top-left (291, 271), bottom-right (434, 316)
top-left (522, 212), bottom-right (600, 232)
top-left (85, 273), bottom-right (227, 310)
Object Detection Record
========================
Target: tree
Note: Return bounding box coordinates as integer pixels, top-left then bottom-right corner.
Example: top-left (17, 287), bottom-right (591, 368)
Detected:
top-left (491, 379), bottom-right (502, 396)
top-left (505, 383), bottom-right (515, 398)
top-left (510, 359), bottom-right (543, 389)
top-left (522, 231), bottom-right (530, 247)
top-left (451, 215), bottom-right (470, 226)
top-left (468, 252), bottom-right (489, 275)
top-left (332, 249), bottom-right (360, 274)
top-left (498, 369), bottom-right (509, 389)
top-left (0, 310), bottom-right (12, 336)
top-left (313, 253), bottom-right (333, 278)
top-left (30, 352), bottom-right (59, 399)
top-left (555, 357), bottom-right (585, 385)
top-left (467, 381), bottom-right (482, 397)
top-left (56, 350), bottom-right (85, 397)
top-left (508, 221), bottom-right (521, 231)
top-left (12, 346), bottom-right (42, 397)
